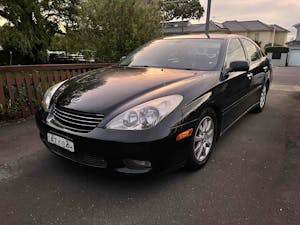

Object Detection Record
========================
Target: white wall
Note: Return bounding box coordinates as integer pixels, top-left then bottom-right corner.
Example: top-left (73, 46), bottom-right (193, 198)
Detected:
top-left (288, 50), bottom-right (300, 66)
top-left (267, 53), bottom-right (288, 67)
top-left (296, 26), bottom-right (300, 41)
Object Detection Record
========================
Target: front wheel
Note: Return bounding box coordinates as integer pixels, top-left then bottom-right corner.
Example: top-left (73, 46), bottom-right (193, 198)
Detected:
top-left (185, 108), bottom-right (217, 170)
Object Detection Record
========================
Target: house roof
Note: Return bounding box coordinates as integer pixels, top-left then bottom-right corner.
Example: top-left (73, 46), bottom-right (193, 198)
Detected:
top-left (222, 20), bottom-right (289, 32)
top-left (162, 20), bottom-right (289, 34)
top-left (222, 21), bottom-right (247, 32)
top-left (239, 20), bottom-right (271, 31)
top-left (270, 24), bottom-right (289, 32)
top-left (286, 40), bottom-right (300, 46)
top-left (294, 23), bottom-right (300, 28)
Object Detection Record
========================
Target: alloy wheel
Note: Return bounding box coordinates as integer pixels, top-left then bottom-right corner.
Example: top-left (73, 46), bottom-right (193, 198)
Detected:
top-left (260, 85), bottom-right (267, 108)
top-left (193, 116), bottom-right (214, 162)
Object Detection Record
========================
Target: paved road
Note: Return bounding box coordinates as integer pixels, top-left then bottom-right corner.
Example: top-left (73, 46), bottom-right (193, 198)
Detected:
top-left (0, 67), bottom-right (299, 225)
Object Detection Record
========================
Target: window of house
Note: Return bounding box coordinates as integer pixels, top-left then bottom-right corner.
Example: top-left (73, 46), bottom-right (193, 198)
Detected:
top-left (225, 38), bottom-right (246, 68)
top-left (272, 52), bottom-right (282, 59)
top-left (241, 39), bottom-right (261, 63)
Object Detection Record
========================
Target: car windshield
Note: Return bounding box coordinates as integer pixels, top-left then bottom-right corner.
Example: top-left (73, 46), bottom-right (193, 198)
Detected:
top-left (119, 39), bottom-right (223, 71)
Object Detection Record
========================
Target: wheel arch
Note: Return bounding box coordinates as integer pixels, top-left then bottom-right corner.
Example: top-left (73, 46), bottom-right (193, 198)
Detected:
top-left (265, 79), bottom-right (270, 92)
top-left (202, 103), bottom-right (223, 139)
top-left (210, 105), bottom-right (223, 139)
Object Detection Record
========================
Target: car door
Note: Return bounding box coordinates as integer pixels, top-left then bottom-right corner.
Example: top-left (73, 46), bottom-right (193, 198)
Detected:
top-left (217, 38), bottom-right (252, 130)
top-left (240, 38), bottom-right (269, 107)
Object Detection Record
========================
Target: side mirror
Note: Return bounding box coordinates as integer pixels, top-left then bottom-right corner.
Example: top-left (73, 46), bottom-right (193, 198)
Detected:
top-left (228, 61), bottom-right (249, 72)
top-left (222, 61), bottom-right (249, 80)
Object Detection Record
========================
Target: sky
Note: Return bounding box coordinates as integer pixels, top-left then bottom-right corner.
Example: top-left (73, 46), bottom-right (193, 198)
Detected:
top-left (198, 0), bottom-right (300, 40)
top-left (0, 1), bottom-right (299, 40)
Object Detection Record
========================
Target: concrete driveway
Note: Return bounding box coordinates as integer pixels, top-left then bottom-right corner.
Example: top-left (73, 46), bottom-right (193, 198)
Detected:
top-left (0, 67), bottom-right (299, 225)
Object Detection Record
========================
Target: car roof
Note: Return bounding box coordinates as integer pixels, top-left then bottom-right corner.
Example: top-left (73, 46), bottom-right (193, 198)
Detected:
top-left (162, 33), bottom-right (244, 40)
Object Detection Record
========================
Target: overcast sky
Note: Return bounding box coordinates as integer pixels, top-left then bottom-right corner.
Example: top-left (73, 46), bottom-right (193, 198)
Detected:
top-left (198, 0), bottom-right (300, 40)
top-left (0, 1), bottom-right (299, 39)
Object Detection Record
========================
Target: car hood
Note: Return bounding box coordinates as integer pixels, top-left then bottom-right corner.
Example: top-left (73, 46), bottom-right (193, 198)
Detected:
top-left (55, 67), bottom-right (213, 114)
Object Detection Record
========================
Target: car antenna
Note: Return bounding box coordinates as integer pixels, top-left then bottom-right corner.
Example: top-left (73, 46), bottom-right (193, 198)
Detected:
top-left (205, 0), bottom-right (212, 39)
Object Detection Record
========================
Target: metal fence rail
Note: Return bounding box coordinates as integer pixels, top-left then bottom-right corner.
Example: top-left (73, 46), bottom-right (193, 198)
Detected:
top-left (0, 63), bottom-right (112, 120)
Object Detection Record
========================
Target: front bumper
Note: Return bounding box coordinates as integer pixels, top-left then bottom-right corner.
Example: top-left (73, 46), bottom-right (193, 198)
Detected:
top-left (36, 109), bottom-right (194, 173)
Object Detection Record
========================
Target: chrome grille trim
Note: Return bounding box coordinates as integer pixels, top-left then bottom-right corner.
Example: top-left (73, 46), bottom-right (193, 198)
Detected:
top-left (53, 111), bottom-right (100, 124)
top-left (52, 120), bottom-right (94, 133)
top-left (55, 107), bottom-right (104, 121)
top-left (53, 113), bottom-right (97, 127)
top-left (52, 106), bottom-right (104, 133)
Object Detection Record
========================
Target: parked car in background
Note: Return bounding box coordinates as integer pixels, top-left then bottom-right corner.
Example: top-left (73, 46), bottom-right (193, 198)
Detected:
top-left (48, 51), bottom-right (95, 64)
top-left (36, 34), bottom-right (272, 173)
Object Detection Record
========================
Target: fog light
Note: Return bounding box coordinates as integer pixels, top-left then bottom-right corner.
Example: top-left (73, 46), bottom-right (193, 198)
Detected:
top-left (123, 159), bottom-right (152, 169)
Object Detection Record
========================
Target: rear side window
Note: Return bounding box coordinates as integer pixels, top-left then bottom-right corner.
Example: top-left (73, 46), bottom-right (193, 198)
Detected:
top-left (225, 38), bottom-right (246, 68)
top-left (241, 39), bottom-right (261, 63)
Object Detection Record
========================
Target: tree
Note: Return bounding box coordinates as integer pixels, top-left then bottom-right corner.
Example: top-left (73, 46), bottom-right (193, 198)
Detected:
top-left (161, 0), bottom-right (204, 33)
top-left (0, 0), bottom-right (80, 64)
top-left (75, 0), bottom-right (162, 62)
top-left (254, 40), bottom-right (262, 47)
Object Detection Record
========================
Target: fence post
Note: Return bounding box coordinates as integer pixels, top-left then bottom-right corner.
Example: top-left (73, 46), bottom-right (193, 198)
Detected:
top-left (24, 73), bottom-right (35, 114)
top-left (15, 73), bottom-right (28, 117)
top-left (6, 73), bottom-right (15, 105)
top-left (32, 71), bottom-right (42, 105)
top-left (0, 76), bottom-right (5, 113)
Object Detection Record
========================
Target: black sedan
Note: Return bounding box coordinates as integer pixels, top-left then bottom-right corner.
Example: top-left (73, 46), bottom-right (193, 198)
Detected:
top-left (36, 34), bottom-right (272, 173)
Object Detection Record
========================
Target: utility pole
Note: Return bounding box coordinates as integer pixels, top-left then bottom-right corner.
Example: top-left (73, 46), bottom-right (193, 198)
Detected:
top-left (205, 0), bottom-right (212, 38)
top-left (9, 51), bottom-right (12, 65)
top-left (271, 25), bottom-right (276, 47)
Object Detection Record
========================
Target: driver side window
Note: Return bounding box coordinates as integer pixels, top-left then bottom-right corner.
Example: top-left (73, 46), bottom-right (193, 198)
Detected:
top-left (225, 39), bottom-right (246, 68)
top-left (241, 39), bottom-right (262, 63)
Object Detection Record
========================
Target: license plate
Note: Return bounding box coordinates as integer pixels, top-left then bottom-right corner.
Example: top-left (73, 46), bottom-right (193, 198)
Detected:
top-left (47, 133), bottom-right (75, 152)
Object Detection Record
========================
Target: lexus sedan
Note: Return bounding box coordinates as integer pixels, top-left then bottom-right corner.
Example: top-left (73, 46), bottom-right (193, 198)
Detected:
top-left (36, 34), bottom-right (272, 173)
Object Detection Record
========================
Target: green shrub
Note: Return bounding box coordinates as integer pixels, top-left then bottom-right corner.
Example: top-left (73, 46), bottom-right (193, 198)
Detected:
top-left (254, 40), bottom-right (262, 47)
top-left (265, 46), bottom-right (289, 54)
top-left (265, 43), bottom-right (283, 48)
top-left (0, 103), bottom-right (3, 115)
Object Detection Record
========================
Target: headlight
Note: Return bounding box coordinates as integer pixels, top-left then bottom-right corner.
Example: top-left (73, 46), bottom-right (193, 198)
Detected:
top-left (42, 81), bottom-right (66, 112)
top-left (106, 95), bottom-right (183, 130)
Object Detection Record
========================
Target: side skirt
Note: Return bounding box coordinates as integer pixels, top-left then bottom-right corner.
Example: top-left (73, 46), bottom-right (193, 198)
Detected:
top-left (219, 102), bottom-right (260, 137)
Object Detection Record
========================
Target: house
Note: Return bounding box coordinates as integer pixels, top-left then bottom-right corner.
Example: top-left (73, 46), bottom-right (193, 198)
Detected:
top-left (286, 23), bottom-right (300, 66)
top-left (162, 20), bottom-right (289, 48)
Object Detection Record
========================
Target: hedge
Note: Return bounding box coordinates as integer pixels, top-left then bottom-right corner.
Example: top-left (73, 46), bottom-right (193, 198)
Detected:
top-left (265, 46), bottom-right (289, 53)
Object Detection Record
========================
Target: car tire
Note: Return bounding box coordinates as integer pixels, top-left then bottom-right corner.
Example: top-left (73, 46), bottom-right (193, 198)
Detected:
top-left (252, 83), bottom-right (268, 113)
top-left (185, 108), bottom-right (218, 170)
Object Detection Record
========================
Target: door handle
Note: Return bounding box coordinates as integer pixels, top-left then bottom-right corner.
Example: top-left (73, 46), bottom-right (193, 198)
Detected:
top-left (263, 66), bottom-right (268, 72)
top-left (247, 73), bottom-right (253, 80)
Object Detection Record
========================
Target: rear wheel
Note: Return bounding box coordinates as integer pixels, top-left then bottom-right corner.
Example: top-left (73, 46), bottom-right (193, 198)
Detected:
top-left (252, 83), bottom-right (268, 113)
top-left (185, 108), bottom-right (217, 170)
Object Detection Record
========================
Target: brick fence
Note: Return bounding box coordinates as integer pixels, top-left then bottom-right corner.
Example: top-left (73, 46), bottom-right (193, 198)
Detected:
top-left (0, 63), bottom-right (112, 120)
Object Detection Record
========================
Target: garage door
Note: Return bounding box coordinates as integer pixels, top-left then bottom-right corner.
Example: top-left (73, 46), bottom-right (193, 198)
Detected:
top-left (289, 50), bottom-right (300, 66)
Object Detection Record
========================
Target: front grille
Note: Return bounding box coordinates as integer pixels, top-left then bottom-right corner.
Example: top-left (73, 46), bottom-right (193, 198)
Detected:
top-left (52, 106), bottom-right (104, 133)
top-left (46, 141), bottom-right (108, 168)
